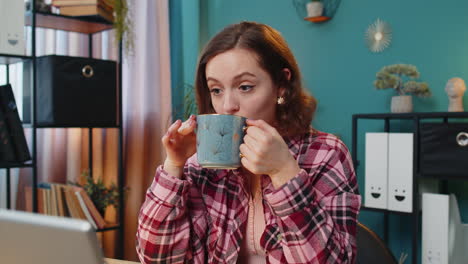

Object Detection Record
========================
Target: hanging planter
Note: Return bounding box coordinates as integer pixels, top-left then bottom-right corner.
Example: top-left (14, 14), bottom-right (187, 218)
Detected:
top-left (306, 0), bottom-right (324, 17)
top-left (292, 0), bottom-right (342, 23)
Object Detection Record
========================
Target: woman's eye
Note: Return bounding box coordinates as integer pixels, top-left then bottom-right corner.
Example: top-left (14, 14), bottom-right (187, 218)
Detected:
top-left (210, 88), bottom-right (222, 95)
top-left (239, 85), bottom-right (254, 92)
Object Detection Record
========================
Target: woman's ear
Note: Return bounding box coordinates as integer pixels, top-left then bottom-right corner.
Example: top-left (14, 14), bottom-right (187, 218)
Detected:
top-left (278, 68), bottom-right (291, 98)
top-left (283, 68), bottom-right (291, 81)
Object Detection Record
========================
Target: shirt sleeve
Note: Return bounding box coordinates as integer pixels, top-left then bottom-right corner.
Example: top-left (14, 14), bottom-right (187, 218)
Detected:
top-left (263, 138), bottom-right (361, 263)
top-left (136, 164), bottom-right (206, 264)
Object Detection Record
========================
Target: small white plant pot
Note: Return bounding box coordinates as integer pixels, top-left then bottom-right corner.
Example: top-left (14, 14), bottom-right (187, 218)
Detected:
top-left (306, 2), bottom-right (324, 17)
top-left (391, 95), bottom-right (413, 113)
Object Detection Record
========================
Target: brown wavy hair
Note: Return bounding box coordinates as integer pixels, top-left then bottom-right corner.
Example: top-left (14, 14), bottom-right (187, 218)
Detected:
top-left (194, 21), bottom-right (317, 137)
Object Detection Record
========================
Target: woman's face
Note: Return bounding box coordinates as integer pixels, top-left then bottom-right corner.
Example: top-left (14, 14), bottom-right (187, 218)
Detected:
top-left (205, 48), bottom-right (282, 125)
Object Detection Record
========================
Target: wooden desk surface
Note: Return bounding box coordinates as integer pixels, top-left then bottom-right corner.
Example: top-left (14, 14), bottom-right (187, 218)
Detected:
top-left (105, 258), bottom-right (140, 264)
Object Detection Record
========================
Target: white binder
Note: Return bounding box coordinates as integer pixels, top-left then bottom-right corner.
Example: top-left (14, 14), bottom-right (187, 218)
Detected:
top-left (387, 133), bottom-right (413, 213)
top-left (0, 0), bottom-right (25, 55)
top-left (365, 133), bottom-right (389, 209)
top-left (422, 193), bottom-right (468, 264)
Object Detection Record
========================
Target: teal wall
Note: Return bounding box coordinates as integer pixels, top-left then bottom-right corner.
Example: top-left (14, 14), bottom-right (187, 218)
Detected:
top-left (170, 0), bottom-right (468, 262)
top-left (170, 0), bottom-right (201, 119)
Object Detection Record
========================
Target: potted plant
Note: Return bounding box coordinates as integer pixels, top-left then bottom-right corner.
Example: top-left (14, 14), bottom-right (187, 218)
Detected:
top-left (70, 170), bottom-right (127, 216)
top-left (374, 64), bottom-right (431, 113)
top-left (306, 0), bottom-right (324, 18)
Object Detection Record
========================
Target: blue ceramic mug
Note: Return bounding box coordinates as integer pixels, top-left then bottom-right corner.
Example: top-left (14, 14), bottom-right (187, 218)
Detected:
top-left (197, 114), bottom-right (247, 169)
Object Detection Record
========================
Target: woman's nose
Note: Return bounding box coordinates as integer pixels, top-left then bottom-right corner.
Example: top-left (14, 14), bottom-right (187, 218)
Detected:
top-left (222, 92), bottom-right (240, 114)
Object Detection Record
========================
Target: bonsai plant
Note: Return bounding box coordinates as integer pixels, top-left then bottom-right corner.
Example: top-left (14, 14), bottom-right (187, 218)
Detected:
top-left (374, 64), bottom-right (431, 113)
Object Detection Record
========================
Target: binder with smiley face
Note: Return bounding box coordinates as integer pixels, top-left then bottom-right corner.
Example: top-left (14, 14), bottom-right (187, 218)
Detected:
top-left (0, 0), bottom-right (25, 55)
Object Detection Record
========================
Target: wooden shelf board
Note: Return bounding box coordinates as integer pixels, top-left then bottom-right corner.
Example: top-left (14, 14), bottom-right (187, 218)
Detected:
top-left (26, 12), bottom-right (113, 34)
top-left (304, 16), bottom-right (331, 23)
top-left (35, 124), bottom-right (120, 129)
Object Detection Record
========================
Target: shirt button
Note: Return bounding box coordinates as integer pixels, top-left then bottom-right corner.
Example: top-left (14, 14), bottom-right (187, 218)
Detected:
top-left (277, 234), bottom-right (282, 241)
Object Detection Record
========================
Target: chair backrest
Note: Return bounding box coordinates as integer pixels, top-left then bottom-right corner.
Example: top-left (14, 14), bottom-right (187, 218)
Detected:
top-left (356, 222), bottom-right (398, 264)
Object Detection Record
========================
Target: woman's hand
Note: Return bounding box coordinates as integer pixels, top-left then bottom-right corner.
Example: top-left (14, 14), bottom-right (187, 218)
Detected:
top-left (240, 119), bottom-right (301, 188)
top-left (162, 115), bottom-right (197, 178)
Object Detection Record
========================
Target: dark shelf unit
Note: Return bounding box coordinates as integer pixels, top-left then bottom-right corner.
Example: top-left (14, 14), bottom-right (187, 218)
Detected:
top-left (351, 111), bottom-right (468, 264)
top-left (360, 205), bottom-right (413, 215)
top-left (34, 125), bottom-right (121, 129)
top-left (0, 54), bottom-right (33, 65)
top-left (1, 2), bottom-right (124, 258)
top-left (26, 11), bottom-right (114, 34)
top-left (97, 223), bottom-right (121, 233)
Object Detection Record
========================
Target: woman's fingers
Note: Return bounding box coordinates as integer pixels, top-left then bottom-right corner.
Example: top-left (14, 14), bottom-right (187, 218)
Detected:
top-left (168, 119), bottom-right (182, 134)
top-left (240, 142), bottom-right (266, 173)
top-left (178, 115), bottom-right (197, 135)
top-left (246, 119), bottom-right (276, 134)
top-left (161, 133), bottom-right (170, 146)
top-left (240, 143), bottom-right (255, 160)
top-left (164, 120), bottom-right (182, 145)
top-left (240, 156), bottom-right (254, 173)
top-left (242, 134), bottom-right (260, 154)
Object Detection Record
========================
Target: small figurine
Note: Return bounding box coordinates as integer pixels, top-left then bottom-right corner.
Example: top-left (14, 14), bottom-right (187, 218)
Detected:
top-left (445, 77), bottom-right (466, 112)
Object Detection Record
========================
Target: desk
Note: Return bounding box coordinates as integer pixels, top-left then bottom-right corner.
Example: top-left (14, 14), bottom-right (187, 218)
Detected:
top-left (105, 258), bottom-right (140, 264)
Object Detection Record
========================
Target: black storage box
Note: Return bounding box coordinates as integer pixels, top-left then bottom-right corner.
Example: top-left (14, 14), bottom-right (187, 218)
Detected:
top-left (419, 122), bottom-right (468, 178)
top-left (36, 55), bottom-right (117, 127)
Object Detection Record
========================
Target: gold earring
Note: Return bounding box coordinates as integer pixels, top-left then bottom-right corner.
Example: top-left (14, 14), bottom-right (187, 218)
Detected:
top-left (277, 96), bottom-right (285, 105)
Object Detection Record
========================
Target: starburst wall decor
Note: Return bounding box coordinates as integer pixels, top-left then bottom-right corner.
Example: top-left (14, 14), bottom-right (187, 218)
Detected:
top-left (366, 18), bottom-right (392, 53)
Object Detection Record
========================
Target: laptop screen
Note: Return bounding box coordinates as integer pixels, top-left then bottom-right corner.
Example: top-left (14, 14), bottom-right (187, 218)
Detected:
top-left (0, 209), bottom-right (105, 264)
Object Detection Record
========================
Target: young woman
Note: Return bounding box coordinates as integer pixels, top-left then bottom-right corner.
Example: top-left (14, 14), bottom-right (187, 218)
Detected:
top-left (136, 21), bottom-right (361, 264)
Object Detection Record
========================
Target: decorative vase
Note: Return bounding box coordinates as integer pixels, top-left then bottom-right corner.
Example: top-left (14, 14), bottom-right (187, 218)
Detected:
top-left (391, 95), bottom-right (413, 113)
top-left (306, 1), bottom-right (324, 17)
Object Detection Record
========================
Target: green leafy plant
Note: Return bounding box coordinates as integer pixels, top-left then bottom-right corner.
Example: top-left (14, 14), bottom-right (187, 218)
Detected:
top-left (374, 64), bottom-right (431, 97)
top-left (69, 170), bottom-right (125, 216)
top-left (183, 83), bottom-right (198, 119)
top-left (112, 0), bottom-right (134, 55)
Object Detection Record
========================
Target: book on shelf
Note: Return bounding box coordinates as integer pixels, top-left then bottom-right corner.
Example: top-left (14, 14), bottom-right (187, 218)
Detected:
top-left (52, 183), bottom-right (67, 216)
top-left (75, 187), bottom-right (106, 229)
top-left (52, 0), bottom-right (114, 9)
top-left (75, 190), bottom-right (97, 229)
top-left (0, 84), bottom-right (31, 163)
top-left (65, 185), bottom-right (87, 220)
top-left (37, 182), bottom-right (52, 215)
top-left (37, 187), bottom-right (45, 214)
top-left (25, 182), bottom-right (106, 229)
top-left (24, 186), bottom-right (44, 214)
top-left (58, 4), bottom-right (114, 22)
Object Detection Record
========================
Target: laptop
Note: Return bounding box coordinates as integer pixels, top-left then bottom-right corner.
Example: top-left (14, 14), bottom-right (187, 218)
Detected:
top-left (0, 209), bottom-right (105, 264)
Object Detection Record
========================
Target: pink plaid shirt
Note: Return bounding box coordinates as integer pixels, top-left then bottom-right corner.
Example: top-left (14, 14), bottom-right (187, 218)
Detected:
top-left (136, 130), bottom-right (361, 264)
